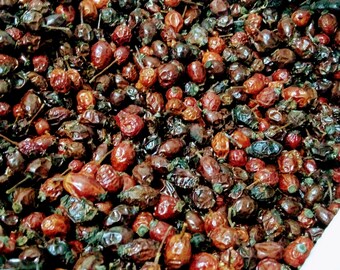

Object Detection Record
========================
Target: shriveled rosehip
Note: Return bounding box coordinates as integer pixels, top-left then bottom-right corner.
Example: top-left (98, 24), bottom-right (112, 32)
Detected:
top-left (228, 149), bottom-right (248, 167)
top-left (92, 0), bottom-right (109, 9)
top-left (55, 4), bottom-right (76, 23)
top-left (211, 132), bottom-right (230, 159)
top-left (277, 150), bottom-right (303, 174)
top-left (272, 68), bottom-right (291, 83)
top-left (166, 86), bottom-right (183, 100)
top-left (41, 214), bottom-right (70, 238)
top-left (79, 0), bottom-right (98, 21)
top-left (284, 131), bottom-right (302, 149)
top-left (231, 129), bottom-right (251, 149)
top-left (158, 138), bottom-right (184, 158)
top-left (165, 230), bottom-right (192, 269)
top-left (244, 13), bottom-right (262, 36)
top-left (279, 174), bottom-right (300, 194)
top-left (139, 67), bottom-right (157, 88)
top-left (63, 172), bottom-right (106, 201)
top-left (91, 40), bottom-right (113, 70)
top-left (39, 175), bottom-right (64, 202)
top-left (282, 86), bottom-right (312, 108)
top-left (112, 46), bottom-right (130, 65)
top-left (291, 9), bottom-right (311, 27)
top-left (187, 61), bottom-right (206, 84)
top-left (254, 166), bottom-right (279, 187)
top-left (201, 91), bottom-right (221, 111)
top-left (256, 87), bottom-right (280, 108)
top-left (34, 118), bottom-right (50, 135)
top-left (115, 110), bottom-right (144, 137)
top-left (32, 55), bottom-right (49, 73)
top-left (204, 209), bottom-right (228, 234)
top-left (243, 73), bottom-right (267, 95)
top-left (209, 226), bottom-right (237, 250)
top-left (189, 252), bottom-right (218, 270)
top-left (68, 160), bottom-right (84, 173)
top-left (21, 212), bottom-right (46, 231)
top-left (149, 220), bottom-right (175, 242)
top-left (111, 140), bottom-right (136, 172)
top-left (245, 158), bottom-right (266, 173)
top-left (256, 258), bottom-right (283, 270)
top-left (111, 24), bottom-right (132, 46)
top-left (157, 63), bottom-right (180, 88)
top-left (314, 33), bottom-right (331, 45)
top-left (185, 210), bottom-right (204, 234)
top-left (182, 106), bottom-right (201, 121)
top-left (255, 241), bottom-right (284, 260)
top-left (283, 236), bottom-right (313, 267)
top-left (50, 68), bottom-right (71, 93)
top-left (0, 102), bottom-right (10, 117)
top-left (202, 51), bottom-right (223, 65)
top-left (133, 212), bottom-right (154, 237)
top-left (96, 164), bottom-right (122, 193)
top-left (154, 194), bottom-right (182, 220)
top-left (208, 36), bottom-right (226, 54)
top-left (318, 13), bottom-right (338, 35)
top-left (165, 10), bottom-right (183, 33)
top-left (164, 0), bottom-right (180, 8)
top-left (76, 89), bottom-right (96, 114)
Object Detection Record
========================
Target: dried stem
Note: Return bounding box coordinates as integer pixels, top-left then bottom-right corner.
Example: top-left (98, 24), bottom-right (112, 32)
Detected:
top-left (89, 59), bottom-right (118, 84)
top-left (154, 225), bottom-right (173, 265)
top-left (0, 134), bottom-right (19, 146)
top-left (28, 104), bottom-right (45, 126)
top-left (6, 175), bottom-right (31, 194)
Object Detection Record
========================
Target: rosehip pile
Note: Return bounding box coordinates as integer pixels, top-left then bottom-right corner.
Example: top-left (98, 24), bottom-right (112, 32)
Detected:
top-left (0, 0), bottom-right (339, 269)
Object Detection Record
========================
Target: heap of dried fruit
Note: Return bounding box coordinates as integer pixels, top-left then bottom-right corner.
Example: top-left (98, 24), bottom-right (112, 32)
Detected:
top-left (0, 0), bottom-right (339, 269)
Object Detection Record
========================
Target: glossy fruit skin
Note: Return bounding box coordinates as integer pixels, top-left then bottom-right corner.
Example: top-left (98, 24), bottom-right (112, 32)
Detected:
top-left (96, 164), bottom-right (122, 193)
top-left (165, 232), bottom-right (192, 269)
top-left (149, 220), bottom-right (175, 243)
top-left (228, 149), bottom-right (248, 167)
top-left (111, 24), bottom-right (132, 45)
top-left (187, 61), bottom-right (206, 84)
top-left (115, 110), bottom-right (144, 137)
top-left (56, 4), bottom-right (76, 23)
top-left (246, 158), bottom-right (266, 173)
top-left (254, 241), bottom-right (284, 260)
top-left (318, 13), bottom-right (338, 35)
top-left (284, 131), bottom-right (302, 149)
top-left (189, 252), bottom-right (218, 270)
top-left (291, 9), bottom-right (311, 27)
top-left (91, 40), bottom-right (113, 70)
top-left (154, 194), bottom-right (181, 220)
top-left (283, 236), bottom-right (314, 267)
top-left (34, 118), bottom-right (50, 135)
top-left (110, 141), bottom-right (136, 172)
top-left (76, 90), bottom-right (96, 114)
top-left (185, 211), bottom-right (204, 234)
top-left (32, 55), bottom-right (49, 73)
top-left (165, 10), bottom-right (183, 33)
top-left (209, 226), bottom-right (237, 250)
top-left (49, 68), bottom-right (71, 93)
top-left (256, 258), bottom-right (282, 270)
top-left (21, 212), bottom-right (46, 231)
top-left (279, 174), bottom-right (300, 194)
top-left (211, 132), bottom-right (230, 159)
top-left (132, 212), bottom-right (154, 237)
top-left (63, 172), bottom-right (106, 201)
top-left (41, 214), bottom-right (70, 238)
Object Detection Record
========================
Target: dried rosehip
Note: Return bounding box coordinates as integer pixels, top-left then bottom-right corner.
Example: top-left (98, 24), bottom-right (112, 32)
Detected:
top-left (91, 40), bottom-right (113, 70)
top-left (41, 214), bottom-right (70, 238)
top-left (283, 236), bottom-right (313, 267)
top-left (165, 229), bottom-right (192, 269)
